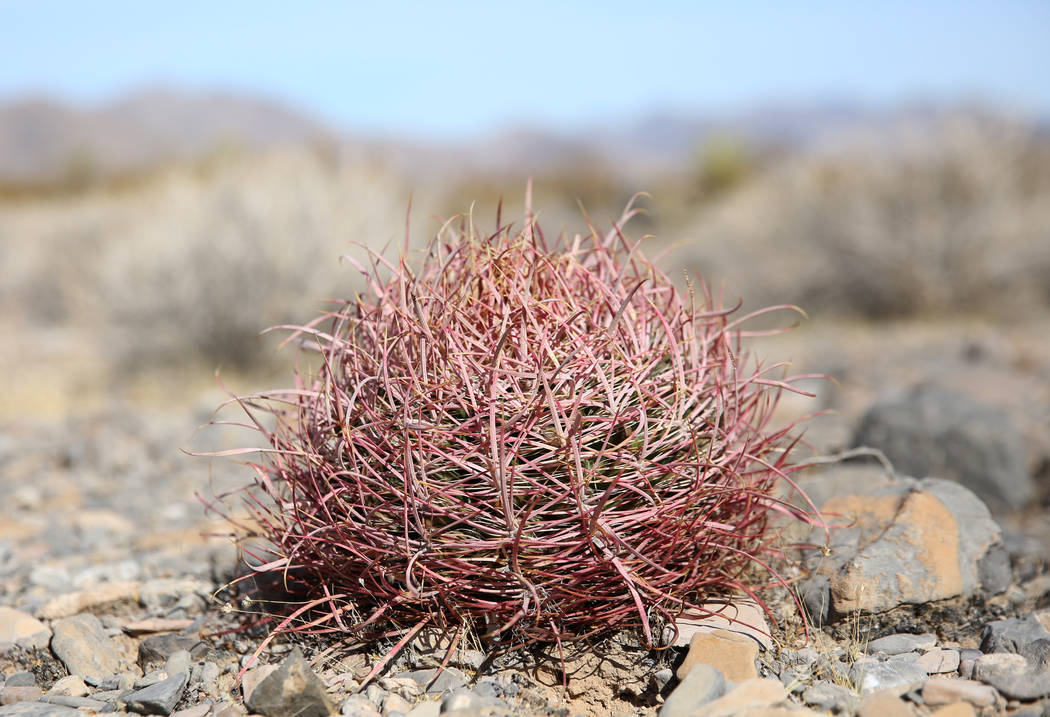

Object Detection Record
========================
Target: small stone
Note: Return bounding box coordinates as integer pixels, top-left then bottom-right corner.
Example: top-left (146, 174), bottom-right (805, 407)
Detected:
top-left (917, 649), bottom-right (961, 673)
top-left (170, 705), bottom-right (211, 717)
top-left (958, 649), bottom-right (982, 679)
top-left (3, 676), bottom-right (34, 689)
top-left (653, 668), bottom-right (673, 692)
top-left (691, 678), bottom-right (786, 716)
top-left (50, 612), bottom-right (123, 678)
top-left (45, 676), bottom-right (87, 698)
top-left (405, 701), bottom-right (441, 717)
top-left (439, 690), bottom-right (475, 712)
top-left (974, 652), bottom-right (1028, 679)
top-left (928, 680), bottom-right (999, 705)
top-left (866, 633), bottom-right (938, 655)
top-left (139, 633), bottom-right (201, 670)
top-left (342, 694), bottom-right (382, 716)
top-left (850, 659), bottom-right (928, 694)
top-left (0, 703), bottom-right (81, 716)
top-left (122, 671), bottom-right (189, 715)
top-left (139, 579), bottom-right (211, 613)
top-left (135, 671), bottom-right (172, 689)
top-left (453, 651), bottom-right (485, 670)
top-left (378, 677), bottom-right (423, 701)
top-left (383, 692), bottom-right (413, 715)
top-left (37, 695), bottom-right (109, 711)
top-left (245, 647), bottom-right (336, 717)
top-left (973, 653), bottom-right (1050, 700)
top-left (677, 629), bottom-right (758, 681)
top-left (781, 647), bottom-right (819, 667)
top-left (211, 703), bottom-right (249, 717)
top-left (670, 600), bottom-right (773, 650)
top-left (0, 686), bottom-right (43, 705)
top-left (929, 703), bottom-right (977, 717)
top-left (802, 681), bottom-right (855, 712)
top-left (981, 614), bottom-right (1050, 661)
top-left (164, 650), bottom-right (192, 677)
top-left (36, 581), bottom-right (142, 620)
top-left (659, 664), bottom-right (726, 717)
top-left (241, 665), bottom-right (279, 704)
top-left (123, 619), bottom-right (196, 637)
top-left (857, 689), bottom-right (915, 717)
top-left (0, 608), bottom-right (51, 650)
top-left (396, 668), bottom-right (466, 695)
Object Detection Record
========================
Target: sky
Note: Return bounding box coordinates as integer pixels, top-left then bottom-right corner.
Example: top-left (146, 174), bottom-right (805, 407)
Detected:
top-left (2, 1), bottom-right (1048, 139)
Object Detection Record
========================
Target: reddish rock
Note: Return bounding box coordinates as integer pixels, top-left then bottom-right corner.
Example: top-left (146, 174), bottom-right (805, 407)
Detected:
top-left (676, 628), bottom-right (759, 682)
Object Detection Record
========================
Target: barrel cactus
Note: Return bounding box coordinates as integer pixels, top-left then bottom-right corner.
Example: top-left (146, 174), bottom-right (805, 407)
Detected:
top-left (211, 194), bottom-right (819, 663)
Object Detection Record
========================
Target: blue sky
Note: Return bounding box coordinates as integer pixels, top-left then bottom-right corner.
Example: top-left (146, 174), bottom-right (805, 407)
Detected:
top-left (3, 1), bottom-right (1048, 138)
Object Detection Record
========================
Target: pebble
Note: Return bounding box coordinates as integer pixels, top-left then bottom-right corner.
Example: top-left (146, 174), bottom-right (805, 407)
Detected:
top-left (929, 703), bottom-right (976, 717)
top-left (921, 678), bottom-right (998, 708)
top-left (244, 647), bottom-right (335, 717)
top-left (383, 693), bottom-right (413, 715)
top-left (240, 665), bottom-right (278, 705)
top-left (659, 664), bottom-right (726, 717)
top-left (916, 648), bottom-right (961, 673)
top-left (405, 701), bottom-right (441, 717)
top-left (2, 676), bottom-right (33, 689)
top-left (676, 628), bottom-right (758, 681)
top-left (0, 703), bottom-right (81, 715)
top-left (396, 668), bottom-right (466, 695)
top-left (36, 581), bottom-right (142, 620)
top-left (0, 609), bottom-right (51, 651)
top-left (440, 691), bottom-right (477, 712)
top-left (972, 652), bottom-right (1050, 700)
top-left (49, 612), bottom-right (123, 678)
top-left (38, 695), bottom-right (109, 711)
top-left (865, 633), bottom-right (938, 655)
top-left (849, 658), bottom-right (928, 694)
top-left (669, 600), bottom-right (773, 650)
top-left (123, 671), bottom-right (189, 715)
top-left (139, 632), bottom-right (202, 670)
top-left (957, 648), bottom-right (982, 679)
top-left (981, 613), bottom-right (1050, 659)
top-left (44, 676), bottom-right (87, 698)
top-left (165, 650), bottom-right (192, 677)
top-left (0, 687), bottom-right (43, 705)
top-left (690, 678), bottom-right (786, 716)
top-left (856, 689), bottom-right (915, 717)
top-left (801, 681), bottom-right (855, 712)
top-left (123, 618), bottom-right (197, 636)
top-left (342, 695), bottom-right (382, 717)
top-left (170, 705), bottom-right (212, 717)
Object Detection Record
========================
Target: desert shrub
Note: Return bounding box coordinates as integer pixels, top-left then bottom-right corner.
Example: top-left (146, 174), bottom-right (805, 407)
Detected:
top-left (673, 113), bottom-right (1050, 318)
top-left (0, 147), bottom-right (418, 372)
top-left (209, 196), bottom-right (819, 662)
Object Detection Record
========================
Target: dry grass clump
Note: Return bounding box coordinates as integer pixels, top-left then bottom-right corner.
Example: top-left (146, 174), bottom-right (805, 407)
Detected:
top-left (674, 113), bottom-right (1050, 318)
top-left (210, 195), bottom-right (820, 664)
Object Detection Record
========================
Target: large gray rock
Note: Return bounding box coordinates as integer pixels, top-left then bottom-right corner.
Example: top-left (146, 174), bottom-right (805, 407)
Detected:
top-left (804, 477), bottom-right (1004, 616)
top-left (853, 383), bottom-right (1035, 511)
top-left (49, 613), bottom-right (122, 678)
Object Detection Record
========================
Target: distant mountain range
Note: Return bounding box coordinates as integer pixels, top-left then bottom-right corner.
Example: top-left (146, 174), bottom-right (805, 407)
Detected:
top-left (0, 88), bottom-right (329, 183)
top-left (0, 86), bottom-right (1042, 183)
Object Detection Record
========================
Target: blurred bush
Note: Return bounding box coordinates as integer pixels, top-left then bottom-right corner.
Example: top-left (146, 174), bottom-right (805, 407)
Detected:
top-left (0, 147), bottom-right (417, 371)
top-left (672, 113), bottom-right (1050, 319)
